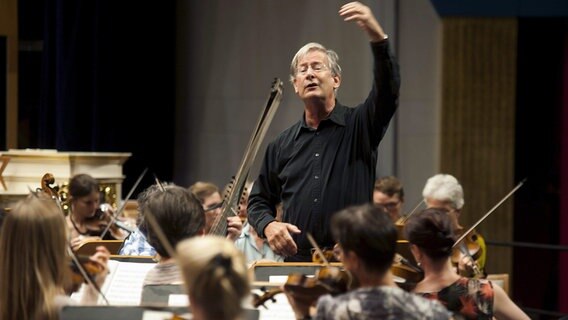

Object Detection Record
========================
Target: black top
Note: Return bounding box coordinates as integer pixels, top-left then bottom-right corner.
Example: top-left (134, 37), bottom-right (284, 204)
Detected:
top-left (248, 40), bottom-right (400, 261)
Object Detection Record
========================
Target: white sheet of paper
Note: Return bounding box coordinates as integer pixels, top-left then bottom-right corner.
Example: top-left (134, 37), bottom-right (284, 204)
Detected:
top-left (70, 260), bottom-right (156, 305)
top-left (268, 275), bottom-right (288, 283)
top-left (251, 287), bottom-right (295, 320)
top-left (168, 294), bottom-right (189, 306)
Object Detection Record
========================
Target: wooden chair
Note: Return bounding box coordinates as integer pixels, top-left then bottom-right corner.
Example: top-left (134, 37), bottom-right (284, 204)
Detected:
top-left (487, 273), bottom-right (510, 295)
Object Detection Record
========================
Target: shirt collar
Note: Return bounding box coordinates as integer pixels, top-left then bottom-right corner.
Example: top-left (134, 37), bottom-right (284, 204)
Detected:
top-left (294, 101), bottom-right (346, 140)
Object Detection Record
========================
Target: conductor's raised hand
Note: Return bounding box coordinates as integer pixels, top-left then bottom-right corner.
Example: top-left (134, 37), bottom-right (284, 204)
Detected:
top-left (339, 1), bottom-right (387, 42)
top-left (264, 221), bottom-right (301, 257)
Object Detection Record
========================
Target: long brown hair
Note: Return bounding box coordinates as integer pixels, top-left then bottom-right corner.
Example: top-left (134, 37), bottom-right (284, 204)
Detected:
top-left (0, 193), bottom-right (70, 320)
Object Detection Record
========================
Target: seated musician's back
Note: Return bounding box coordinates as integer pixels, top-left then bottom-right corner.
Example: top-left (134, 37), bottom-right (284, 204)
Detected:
top-left (0, 193), bottom-right (110, 320)
top-left (285, 203), bottom-right (452, 320)
top-left (177, 235), bottom-right (250, 320)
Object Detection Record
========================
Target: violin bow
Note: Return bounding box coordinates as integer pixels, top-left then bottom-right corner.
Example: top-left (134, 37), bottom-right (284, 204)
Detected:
top-left (29, 189), bottom-right (110, 305)
top-left (453, 178), bottom-right (527, 248)
top-left (307, 233), bottom-right (330, 266)
top-left (100, 168), bottom-right (148, 239)
top-left (401, 199), bottom-right (425, 223)
top-left (67, 246), bottom-right (110, 305)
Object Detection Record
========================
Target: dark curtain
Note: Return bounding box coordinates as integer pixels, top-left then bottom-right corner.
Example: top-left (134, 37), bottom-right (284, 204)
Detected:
top-left (514, 18), bottom-right (565, 315)
top-left (560, 20), bottom-right (568, 314)
top-left (38, 0), bottom-right (175, 193)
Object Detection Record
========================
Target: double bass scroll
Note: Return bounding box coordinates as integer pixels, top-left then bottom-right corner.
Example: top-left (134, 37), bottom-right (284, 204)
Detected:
top-left (210, 79), bottom-right (284, 236)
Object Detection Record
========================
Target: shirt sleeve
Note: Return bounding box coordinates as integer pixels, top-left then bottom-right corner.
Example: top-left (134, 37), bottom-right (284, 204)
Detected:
top-left (247, 141), bottom-right (281, 238)
top-left (357, 40), bottom-right (401, 149)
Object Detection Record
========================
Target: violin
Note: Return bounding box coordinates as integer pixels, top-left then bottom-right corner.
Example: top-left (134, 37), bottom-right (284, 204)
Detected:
top-left (311, 244), bottom-right (340, 264)
top-left (451, 226), bottom-right (484, 278)
top-left (68, 254), bottom-right (106, 291)
top-left (391, 253), bottom-right (424, 291)
top-left (81, 204), bottom-right (128, 240)
top-left (253, 265), bottom-right (352, 308)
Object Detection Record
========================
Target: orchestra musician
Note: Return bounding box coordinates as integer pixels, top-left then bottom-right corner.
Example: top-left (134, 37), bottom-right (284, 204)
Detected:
top-left (0, 193), bottom-right (109, 320)
top-left (283, 203), bottom-right (451, 319)
top-left (373, 176), bottom-right (404, 222)
top-left (66, 174), bottom-right (128, 250)
top-left (118, 184), bottom-right (161, 256)
top-left (140, 184), bottom-right (205, 287)
top-left (189, 181), bottom-right (243, 241)
top-left (177, 235), bottom-right (250, 320)
top-left (422, 173), bottom-right (487, 277)
top-left (234, 184), bottom-right (284, 264)
top-left (405, 208), bottom-right (529, 319)
top-left (248, 1), bottom-right (400, 261)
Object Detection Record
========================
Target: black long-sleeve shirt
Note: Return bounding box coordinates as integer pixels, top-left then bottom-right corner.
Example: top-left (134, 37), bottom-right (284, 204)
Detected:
top-left (248, 40), bottom-right (400, 261)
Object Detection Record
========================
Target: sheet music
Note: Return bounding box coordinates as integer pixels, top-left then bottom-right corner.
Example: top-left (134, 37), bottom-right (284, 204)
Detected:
top-left (71, 260), bottom-right (155, 305)
top-left (142, 310), bottom-right (192, 320)
top-left (252, 275), bottom-right (296, 320)
top-left (254, 290), bottom-right (295, 320)
top-left (168, 294), bottom-right (189, 306)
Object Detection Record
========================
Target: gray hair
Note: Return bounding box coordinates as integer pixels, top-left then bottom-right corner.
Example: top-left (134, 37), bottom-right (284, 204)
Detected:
top-left (422, 174), bottom-right (464, 210)
top-left (289, 42), bottom-right (342, 85)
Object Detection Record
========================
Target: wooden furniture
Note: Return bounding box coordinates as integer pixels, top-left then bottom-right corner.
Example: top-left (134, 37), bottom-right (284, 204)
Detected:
top-left (0, 149), bottom-right (131, 209)
top-left (487, 273), bottom-right (510, 295)
top-left (75, 239), bottom-right (125, 256)
top-left (250, 261), bottom-right (343, 282)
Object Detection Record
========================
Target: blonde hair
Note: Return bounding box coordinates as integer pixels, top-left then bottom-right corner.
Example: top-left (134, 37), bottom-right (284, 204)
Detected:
top-left (177, 236), bottom-right (249, 320)
top-left (0, 193), bottom-right (70, 320)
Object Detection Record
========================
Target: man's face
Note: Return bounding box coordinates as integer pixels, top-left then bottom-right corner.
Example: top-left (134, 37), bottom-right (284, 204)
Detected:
top-left (425, 198), bottom-right (461, 221)
top-left (202, 192), bottom-right (223, 233)
top-left (292, 50), bottom-right (340, 102)
top-left (373, 191), bottom-right (402, 222)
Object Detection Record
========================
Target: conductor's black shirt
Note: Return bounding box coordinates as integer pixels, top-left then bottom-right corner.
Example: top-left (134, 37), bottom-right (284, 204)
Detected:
top-left (248, 40), bottom-right (400, 261)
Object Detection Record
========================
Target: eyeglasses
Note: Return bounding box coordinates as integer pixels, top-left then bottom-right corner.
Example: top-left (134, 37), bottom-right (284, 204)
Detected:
top-left (204, 201), bottom-right (223, 212)
top-left (297, 62), bottom-right (328, 76)
top-left (382, 201), bottom-right (401, 209)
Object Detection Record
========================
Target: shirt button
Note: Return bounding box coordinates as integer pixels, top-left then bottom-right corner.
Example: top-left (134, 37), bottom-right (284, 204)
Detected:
top-left (315, 132), bottom-right (320, 136)
top-left (314, 198), bottom-right (318, 203)
top-left (315, 153), bottom-right (320, 157)
top-left (314, 175), bottom-right (319, 179)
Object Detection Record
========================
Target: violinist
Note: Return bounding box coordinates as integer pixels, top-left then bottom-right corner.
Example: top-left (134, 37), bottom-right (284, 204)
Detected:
top-left (422, 173), bottom-right (486, 277)
top-left (177, 236), bottom-right (250, 320)
top-left (66, 174), bottom-right (128, 249)
top-left (373, 176), bottom-right (404, 222)
top-left (405, 208), bottom-right (529, 320)
top-left (140, 184), bottom-right (205, 288)
top-left (189, 181), bottom-right (242, 241)
top-left (234, 184), bottom-right (284, 264)
top-left (284, 203), bottom-right (451, 320)
top-left (118, 184), bottom-right (161, 256)
top-left (0, 193), bottom-right (110, 320)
